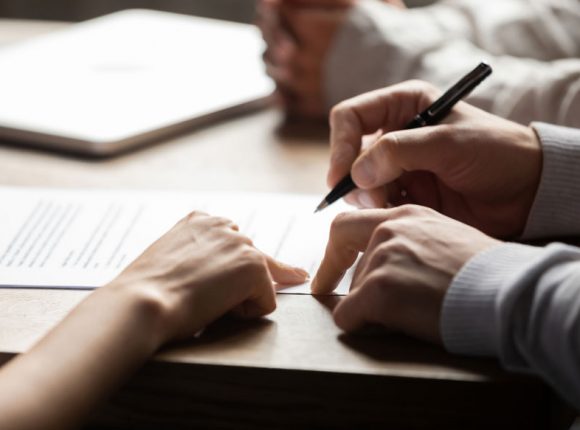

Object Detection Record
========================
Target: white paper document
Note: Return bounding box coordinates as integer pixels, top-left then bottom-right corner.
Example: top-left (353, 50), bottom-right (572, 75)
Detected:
top-left (0, 187), bottom-right (355, 295)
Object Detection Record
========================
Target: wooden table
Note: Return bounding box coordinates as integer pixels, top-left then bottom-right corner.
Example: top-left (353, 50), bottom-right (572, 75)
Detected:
top-left (0, 19), bottom-right (573, 430)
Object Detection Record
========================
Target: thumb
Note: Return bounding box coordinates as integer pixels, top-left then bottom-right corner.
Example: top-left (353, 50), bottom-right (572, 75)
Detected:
top-left (332, 287), bottom-right (378, 332)
top-left (351, 126), bottom-right (458, 189)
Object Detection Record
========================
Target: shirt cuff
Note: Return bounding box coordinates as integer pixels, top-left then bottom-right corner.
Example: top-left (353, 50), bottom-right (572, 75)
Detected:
top-left (523, 122), bottom-right (580, 239)
top-left (441, 243), bottom-right (545, 357)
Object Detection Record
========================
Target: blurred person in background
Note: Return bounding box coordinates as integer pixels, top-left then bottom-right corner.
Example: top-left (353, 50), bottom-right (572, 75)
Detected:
top-left (258, 0), bottom-right (580, 127)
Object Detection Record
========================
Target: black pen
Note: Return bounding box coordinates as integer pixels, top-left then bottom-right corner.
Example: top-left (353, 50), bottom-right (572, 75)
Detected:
top-left (314, 62), bottom-right (493, 213)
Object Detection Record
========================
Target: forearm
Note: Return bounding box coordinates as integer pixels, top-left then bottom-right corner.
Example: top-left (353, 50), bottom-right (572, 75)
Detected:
top-left (0, 285), bottom-right (163, 430)
top-left (442, 243), bottom-right (580, 409)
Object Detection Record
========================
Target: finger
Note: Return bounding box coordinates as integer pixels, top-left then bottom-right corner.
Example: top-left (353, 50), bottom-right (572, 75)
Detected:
top-left (264, 60), bottom-right (293, 87)
top-left (343, 188), bottom-right (387, 209)
top-left (279, 4), bottom-right (344, 49)
top-left (351, 125), bottom-right (460, 190)
top-left (358, 189), bottom-right (388, 209)
top-left (327, 81), bottom-right (439, 188)
top-left (261, 27), bottom-right (297, 67)
top-left (231, 264), bottom-right (278, 319)
top-left (332, 286), bottom-right (375, 332)
top-left (256, 0), bottom-right (282, 42)
top-left (265, 58), bottom-right (320, 98)
top-left (311, 209), bottom-right (394, 294)
top-left (264, 253), bottom-right (309, 284)
top-left (343, 191), bottom-right (360, 207)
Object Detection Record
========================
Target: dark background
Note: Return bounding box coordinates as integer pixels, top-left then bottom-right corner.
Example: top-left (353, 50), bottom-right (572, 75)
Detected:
top-left (0, 0), bottom-right (434, 23)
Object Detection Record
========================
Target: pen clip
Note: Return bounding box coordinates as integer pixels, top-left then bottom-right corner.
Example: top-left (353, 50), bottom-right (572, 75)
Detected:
top-left (428, 62), bottom-right (492, 119)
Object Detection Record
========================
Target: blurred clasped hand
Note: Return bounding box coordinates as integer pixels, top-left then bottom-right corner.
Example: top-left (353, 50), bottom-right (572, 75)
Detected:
top-left (257, 0), bottom-right (406, 118)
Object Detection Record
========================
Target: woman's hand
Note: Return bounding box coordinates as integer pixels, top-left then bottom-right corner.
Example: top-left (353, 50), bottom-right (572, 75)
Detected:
top-left (312, 206), bottom-right (500, 343)
top-left (328, 80), bottom-right (543, 238)
top-left (0, 211), bottom-right (307, 430)
top-left (107, 211), bottom-right (308, 345)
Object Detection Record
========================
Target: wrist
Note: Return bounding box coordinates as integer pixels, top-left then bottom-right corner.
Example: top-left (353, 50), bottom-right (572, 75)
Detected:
top-left (517, 126), bottom-right (543, 235)
top-left (522, 123), bottom-right (580, 239)
top-left (95, 281), bottom-right (170, 354)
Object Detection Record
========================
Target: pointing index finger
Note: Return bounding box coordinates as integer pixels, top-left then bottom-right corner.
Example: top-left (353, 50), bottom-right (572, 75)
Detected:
top-left (311, 210), bottom-right (394, 294)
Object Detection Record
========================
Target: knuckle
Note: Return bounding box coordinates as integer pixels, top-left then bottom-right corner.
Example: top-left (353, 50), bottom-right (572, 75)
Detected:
top-left (369, 242), bottom-right (393, 267)
top-left (390, 204), bottom-right (425, 218)
top-left (406, 79), bottom-right (440, 99)
top-left (368, 238), bottom-right (411, 268)
top-left (362, 270), bottom-right (403, 317)
top-left (403, 78), bottom-right (428, 89)
top-left (211, 216), bottom-right (234, 227)
top-left (376, 134), bottom-right (397, 158)
top-left (361, 272), bottom-right (392, 311)
top-left (235, 233), bottom-right (254, 246)
top-left (392, 204), bottom-right (415, 217)
top-left (402, 78), bottom-right (431, 90)
top-left (330, 103), bottom-right (348, 125)
top-left (183, 210), bottom-right (208, 225)
top-left (397, 79), bottom-right (441, 110)
top-left (382, 238), bottom-right (410, 258)
top-left (374, 221), bottom-right (396, 241)
top-left (429, 124), bottom-right (455, 143)
top-left (395, 203), bottom-right (435, 218)
top-left (236, 245), bottom-right (266, 272)
top-left (330, 211), bottom-right (351, 234)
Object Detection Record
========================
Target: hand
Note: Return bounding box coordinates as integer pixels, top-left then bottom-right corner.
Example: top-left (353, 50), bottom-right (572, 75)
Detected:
top-left (257, 0), bottom-right (405, 118)
top-left (257, 0), bottom-right (353, 117)
top-left (106, 211), bottom-right (308, 345)
top-left (328, 80), bottom-right (543, 238)
top-left (311, 205), bottom-right (500, 343)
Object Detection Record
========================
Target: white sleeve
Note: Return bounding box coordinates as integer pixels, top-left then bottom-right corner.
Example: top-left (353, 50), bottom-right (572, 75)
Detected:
top-left (523, 123), bottom-right (580, 239)
top-left (442, 242), bottom-right (580, 410)
top-left (324, 0), bottom-right (580, 128)
top-left (440, 117), bottom-right (580, 411)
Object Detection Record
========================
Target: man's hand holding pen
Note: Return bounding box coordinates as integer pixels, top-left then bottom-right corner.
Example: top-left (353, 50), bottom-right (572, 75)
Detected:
top-left (326, 79), bottom-right (542, 239)
top-left (312, 77), bottom-right (545, 340)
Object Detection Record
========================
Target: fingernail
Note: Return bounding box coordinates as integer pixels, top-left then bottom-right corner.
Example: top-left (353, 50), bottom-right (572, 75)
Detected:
top-left (353, 157), bottom-right (376, 188)
top-left (358, 193), bottom-right (375, 209)
top-left (350, 192), bottom-right (364, 209)
top-left (294, 267), bottom-right (310, 280)
top-left (310, 276), bottom-right (319, 292)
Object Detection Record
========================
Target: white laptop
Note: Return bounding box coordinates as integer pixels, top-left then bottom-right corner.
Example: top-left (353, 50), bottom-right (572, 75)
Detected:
top-left (0, 10), bottom-right (274, 156)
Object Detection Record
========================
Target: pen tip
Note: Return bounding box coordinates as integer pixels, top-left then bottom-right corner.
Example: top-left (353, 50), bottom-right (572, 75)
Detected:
top-left (314, 200), bottom-right (329, 213)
